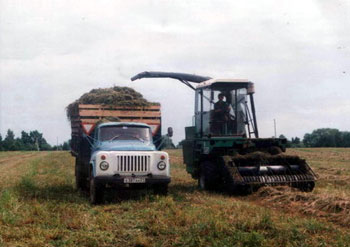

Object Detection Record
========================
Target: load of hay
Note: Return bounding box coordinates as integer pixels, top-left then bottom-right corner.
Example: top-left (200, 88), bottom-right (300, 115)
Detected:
top-left (66, 86), bottom-right (159, 120)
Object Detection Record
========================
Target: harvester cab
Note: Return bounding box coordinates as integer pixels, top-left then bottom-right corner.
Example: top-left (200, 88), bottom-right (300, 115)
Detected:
top-left (132, 71), bottom-right (317, 193)
top-left (193, 79), bottom-right (258, 139)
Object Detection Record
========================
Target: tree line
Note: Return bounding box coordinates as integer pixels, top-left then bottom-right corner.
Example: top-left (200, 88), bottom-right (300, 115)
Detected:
top-left (1, 128), bottom-right (349, 151)
top-left (281, 128), bottom-right (350, 148)
top-left (0, 129), bottom-right (70, 151)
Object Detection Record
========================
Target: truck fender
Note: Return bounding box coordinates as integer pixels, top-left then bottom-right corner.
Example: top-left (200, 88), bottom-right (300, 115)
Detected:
top-left (89, 162), bottom-right (96, 177)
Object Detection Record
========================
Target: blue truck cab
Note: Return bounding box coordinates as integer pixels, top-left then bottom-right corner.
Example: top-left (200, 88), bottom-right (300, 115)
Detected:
top-left (84, 122), bottom-right (170, 204)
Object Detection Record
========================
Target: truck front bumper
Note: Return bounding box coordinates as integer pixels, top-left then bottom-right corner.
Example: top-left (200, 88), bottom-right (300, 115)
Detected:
top-left (94, 175), bottom-right (171, 187)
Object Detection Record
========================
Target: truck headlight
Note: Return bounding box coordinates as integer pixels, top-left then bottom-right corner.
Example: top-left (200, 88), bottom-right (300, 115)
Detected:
top-left (157, 161), bottom-right (166, 170)
top-left (100, 161), bottom-right (109, 171)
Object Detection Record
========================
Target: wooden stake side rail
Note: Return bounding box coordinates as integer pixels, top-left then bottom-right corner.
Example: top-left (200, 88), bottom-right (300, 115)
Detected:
top-left (70, 104), bottom-right (161, 136)
top-left (78, 104), bottom-right (161, 111)
top-left (71, 118), bottom-right (161, 126)
top-left (78, 109), bottom-right (161, 118)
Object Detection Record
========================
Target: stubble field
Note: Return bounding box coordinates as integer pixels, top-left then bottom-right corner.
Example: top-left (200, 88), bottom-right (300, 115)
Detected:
top-left (0, 148), bottom-right (350, 247)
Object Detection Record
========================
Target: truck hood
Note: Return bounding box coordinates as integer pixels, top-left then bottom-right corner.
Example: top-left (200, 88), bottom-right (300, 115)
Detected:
top-left (92, 140), bottom-right (156, 152)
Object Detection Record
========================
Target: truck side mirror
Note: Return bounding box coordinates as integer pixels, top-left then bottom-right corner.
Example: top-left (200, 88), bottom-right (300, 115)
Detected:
top-left (167, 127), bottom-right (173, 137)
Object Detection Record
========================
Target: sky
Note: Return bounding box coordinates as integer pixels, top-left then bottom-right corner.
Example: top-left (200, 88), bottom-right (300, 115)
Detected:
top-left (0, 0), bottom-right (349, 145)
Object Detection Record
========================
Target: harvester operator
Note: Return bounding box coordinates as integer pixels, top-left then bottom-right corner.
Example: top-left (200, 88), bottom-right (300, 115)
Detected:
top-left (214, 93), bottom-right (230, 121)
top-left (212, 93), bottom-right (231, 134)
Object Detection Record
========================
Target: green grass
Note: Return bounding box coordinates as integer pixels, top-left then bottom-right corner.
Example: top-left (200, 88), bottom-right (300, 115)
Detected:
top-left (0, 149), bottom-right (349, 246)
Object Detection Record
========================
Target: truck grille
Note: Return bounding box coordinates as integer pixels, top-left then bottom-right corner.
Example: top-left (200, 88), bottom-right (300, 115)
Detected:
top-left (116, 155), bottom-right (150, 172)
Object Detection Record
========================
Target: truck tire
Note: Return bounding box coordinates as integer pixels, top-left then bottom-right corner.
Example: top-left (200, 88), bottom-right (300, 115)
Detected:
top-left (198, 160), bottom-right (220, 191)
top-left (89, 171), bottom-right (104, 204)
top-left (75, 158), bottom-right (86, 191)
top-left (153, 184), bottom-right (168, 196)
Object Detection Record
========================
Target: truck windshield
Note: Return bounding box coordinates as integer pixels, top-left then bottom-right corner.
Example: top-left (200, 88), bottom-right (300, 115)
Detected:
top-left (99, 126), bottom-right (151, 142)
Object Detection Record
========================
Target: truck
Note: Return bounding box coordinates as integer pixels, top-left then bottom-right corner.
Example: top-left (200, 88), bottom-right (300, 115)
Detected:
top-left (70, 103), bottom-right (171, 204)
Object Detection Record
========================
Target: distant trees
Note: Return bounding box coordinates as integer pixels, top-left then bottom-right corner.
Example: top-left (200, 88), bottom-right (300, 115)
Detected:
top-left (0, 129), bottom-right (70, 151)
top-left (62, 141), bottom-right (70, 150)
top-left (288, 136), bottom-right (303, 148)
top-left (291, 137), bottom-right (301, 145)
top-left (52, 140), bottom-right (71, 151)
top-left (279, 128), bottom-right (350, 148)
top-left (0, 134), bottom-right (3, 151)
top-left (3, 129), bottom-right (16, 151)
top-left (303, 128), bottom-right (350, 147)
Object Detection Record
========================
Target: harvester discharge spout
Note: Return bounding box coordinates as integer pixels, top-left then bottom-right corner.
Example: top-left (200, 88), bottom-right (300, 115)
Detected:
top-left (131, 71), bottom-right (211, 90)
top-left (131, 71), bottom-right (211, 83)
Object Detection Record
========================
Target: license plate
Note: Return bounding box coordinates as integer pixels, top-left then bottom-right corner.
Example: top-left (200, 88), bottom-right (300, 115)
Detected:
top-left (123, 177), bottom-right (146, 183)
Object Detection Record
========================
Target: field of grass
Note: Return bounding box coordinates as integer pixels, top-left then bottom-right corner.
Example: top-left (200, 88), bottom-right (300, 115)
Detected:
top-left (0, 148), bottom-right (350, 247)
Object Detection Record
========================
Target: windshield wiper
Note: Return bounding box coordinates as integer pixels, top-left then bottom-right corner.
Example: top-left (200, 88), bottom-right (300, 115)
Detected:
top-left (108, 134), bottom-right (146, 142)
top-left (109, 134), bottom-right (121, 141)
top-left (133, 136), bottom-right (146, 142)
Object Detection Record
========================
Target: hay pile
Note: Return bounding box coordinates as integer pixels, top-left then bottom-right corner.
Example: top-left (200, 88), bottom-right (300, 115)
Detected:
top-left (256, 186), bottom-right (350, 227)
top-left (66, 86), bottom-right (159, 120)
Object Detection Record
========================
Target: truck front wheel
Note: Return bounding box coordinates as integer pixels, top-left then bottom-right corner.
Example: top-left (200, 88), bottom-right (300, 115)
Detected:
top-left (89, 172), bottom-right (104, 204)
top-left (153, 184), bottom-right (168, 196)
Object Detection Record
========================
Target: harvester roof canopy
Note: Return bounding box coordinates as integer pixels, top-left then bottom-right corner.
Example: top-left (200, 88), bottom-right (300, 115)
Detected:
top-left (196, 79), bottom-right (255, 93)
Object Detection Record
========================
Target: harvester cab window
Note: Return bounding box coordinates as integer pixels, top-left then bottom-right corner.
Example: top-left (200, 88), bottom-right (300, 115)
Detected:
top-left (195, 86), bottom-right (248, 137)
top-left (99, 126), bottom-right (152, 142)
top-left (201, 89), bottom-right (211, 134)
top-left (230, 88), bottom-right (248, 135)
top-left (210, 90), bottom-right (233, 136)
top-left (194, 89), bottom-right (213, 136)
